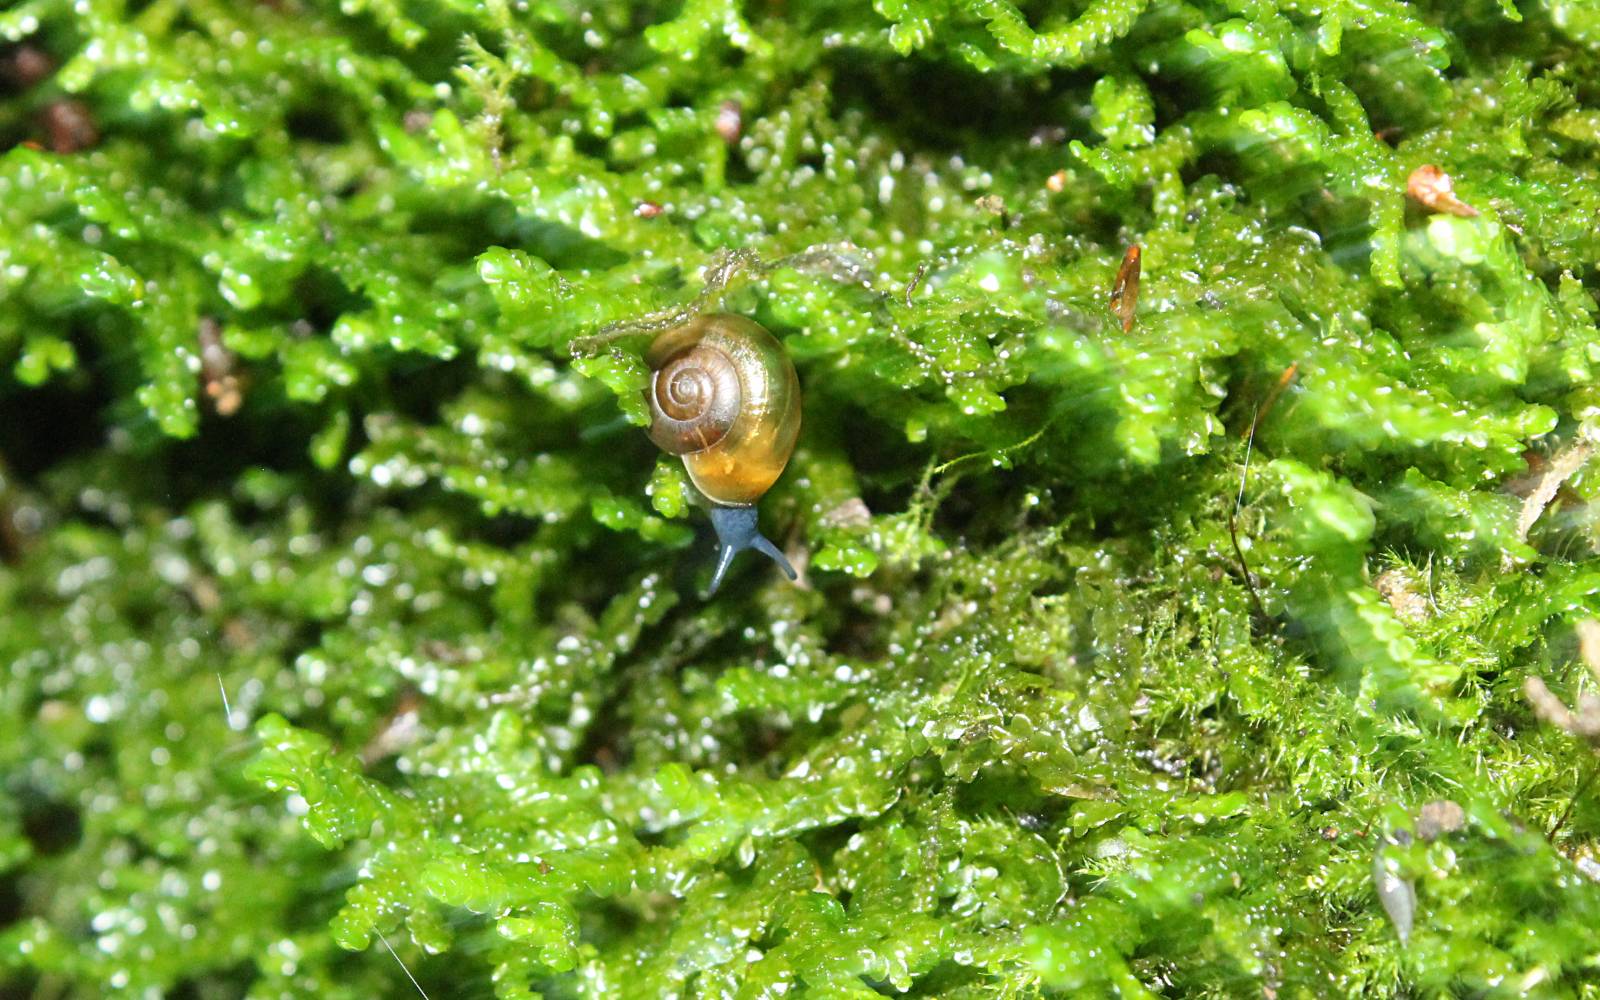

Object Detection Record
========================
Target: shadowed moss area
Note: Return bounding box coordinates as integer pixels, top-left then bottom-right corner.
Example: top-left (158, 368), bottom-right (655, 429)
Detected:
top-left (4, 0), bottom-right (1600, 996)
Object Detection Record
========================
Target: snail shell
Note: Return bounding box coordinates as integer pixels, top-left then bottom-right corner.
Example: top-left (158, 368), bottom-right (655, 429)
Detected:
top-left (646, 313), bottom-right (801, 507)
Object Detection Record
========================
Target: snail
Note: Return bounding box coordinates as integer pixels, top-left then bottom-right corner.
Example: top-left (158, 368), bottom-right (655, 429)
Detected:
top-left (645, 313), bottom-right (800, 595)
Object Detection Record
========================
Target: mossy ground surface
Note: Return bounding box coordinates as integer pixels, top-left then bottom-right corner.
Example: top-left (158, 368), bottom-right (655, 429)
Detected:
top-left (5, 0), bottom-right (1600, 997)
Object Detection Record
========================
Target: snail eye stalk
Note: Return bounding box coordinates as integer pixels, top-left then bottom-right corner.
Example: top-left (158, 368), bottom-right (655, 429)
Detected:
top-left (706, 504), bottom-right (796, 596)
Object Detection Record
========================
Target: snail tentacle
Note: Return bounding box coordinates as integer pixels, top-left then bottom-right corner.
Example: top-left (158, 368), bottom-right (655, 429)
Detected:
top-left (706, 504), bottom-right (797, 596)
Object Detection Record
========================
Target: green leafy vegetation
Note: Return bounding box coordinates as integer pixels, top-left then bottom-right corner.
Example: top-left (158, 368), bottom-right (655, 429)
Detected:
top-left (5, 0), bottom-right (1600, 996)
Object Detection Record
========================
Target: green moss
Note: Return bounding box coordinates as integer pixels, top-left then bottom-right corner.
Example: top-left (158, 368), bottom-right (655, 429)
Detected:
top-left (5, 0), bottom-right (1600, 996)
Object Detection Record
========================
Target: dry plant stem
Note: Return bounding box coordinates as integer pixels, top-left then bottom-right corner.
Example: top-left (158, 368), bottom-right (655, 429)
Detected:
top-left (1580, 619), bottom-right (1600, 671)
top-left (1526, 620), bottom-right (1600, 835)
top-left (1109, 244), bottom-right (1141, 332)
top-left (905, 262), bottom-right (929, 307)
top-left (1525, 675), bottom-right (1582, 733)
top-left (1506, 440), bottom-right (1594, 570)
top-left (1231, 405), bottom-right (1269, 623)
top-left (1250, 362), bottom-right (1299, 442)
top-left (1230, 364), bottom-right (1298, 624)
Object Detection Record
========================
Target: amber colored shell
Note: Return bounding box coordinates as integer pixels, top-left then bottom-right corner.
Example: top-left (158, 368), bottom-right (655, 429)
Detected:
top-left (645, 313), bottom-right (801, 506)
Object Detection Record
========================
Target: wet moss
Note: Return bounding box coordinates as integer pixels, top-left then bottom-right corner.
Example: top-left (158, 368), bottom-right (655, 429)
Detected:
top-left (5, 0), bottom-right (1600, 996)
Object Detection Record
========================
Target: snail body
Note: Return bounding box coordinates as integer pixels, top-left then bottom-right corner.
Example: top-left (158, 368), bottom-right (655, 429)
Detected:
top-left (645, 313), bottom-right (800, 593)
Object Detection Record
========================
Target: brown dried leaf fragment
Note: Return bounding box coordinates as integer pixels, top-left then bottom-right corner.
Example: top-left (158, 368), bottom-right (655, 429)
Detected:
top-left (2, 45), bottom-right (54, 88)
top-left (199, 318), bottom-right (243, 416)
top-left (821, 497), bottom-right (872, 528)
top-left (1406, 164), bottom-right (1478, 218)
top-left (715, 100), bottom-right (742, 145)
top-left (1109, 245), bottom-right (1140, 333)
top-left (361, 689), bottom-right (424, 766)
top-left (41, 99), bottom-right (97, 153)
top-left (0, 451), bottom-right (26, 565)
top-left (1416, 800), bottom-right (1465, 841)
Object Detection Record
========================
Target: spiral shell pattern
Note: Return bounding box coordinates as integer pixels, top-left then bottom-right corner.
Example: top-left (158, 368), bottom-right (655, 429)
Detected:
top-left (645, 314), bottom-right (800, 506)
